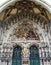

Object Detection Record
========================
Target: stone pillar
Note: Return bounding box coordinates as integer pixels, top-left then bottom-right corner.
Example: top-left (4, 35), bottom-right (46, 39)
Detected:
top-left (40, 59), bottom-right (42, 65)
top-left (47, 60), bottom-right (50, 65)
top-left (41, 59), bottom-right (44, 65)
top-left (44, 60), bottom-right (47, 65)
top-left (39, 47), bottom-right (42, 65)
top-left (50, 60), bottom-right (51, 65)
top-left (1, 62), bottom-right (7, 65)
top-left (22, 47), bottom-right (30, 65)
top-left (9, 60), bottom-right (12, 65)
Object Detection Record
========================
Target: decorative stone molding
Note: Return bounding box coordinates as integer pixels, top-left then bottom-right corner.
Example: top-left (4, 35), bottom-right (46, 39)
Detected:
top-left (0, 0), bottom-right (51, 65)
top-left (0, 0), bottom-right (51, 13)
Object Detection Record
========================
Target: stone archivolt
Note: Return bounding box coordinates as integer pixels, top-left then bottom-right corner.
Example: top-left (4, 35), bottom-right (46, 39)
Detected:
top-left (0, 1), bottom-right (51, 65)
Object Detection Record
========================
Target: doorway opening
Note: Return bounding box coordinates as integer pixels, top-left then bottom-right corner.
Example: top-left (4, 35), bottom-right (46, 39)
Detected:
top-left (30, 45), bottom-right (40, 65)
top-left (12, 45), bottom-right (22, 65)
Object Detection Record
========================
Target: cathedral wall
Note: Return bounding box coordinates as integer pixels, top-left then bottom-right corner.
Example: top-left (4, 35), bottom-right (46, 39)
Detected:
top-left (0, 0), bottom-right (51, 65)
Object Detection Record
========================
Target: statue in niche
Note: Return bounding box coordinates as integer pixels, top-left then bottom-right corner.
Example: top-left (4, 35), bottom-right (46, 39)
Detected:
top-left (22, 47), bottom-right (30, 58)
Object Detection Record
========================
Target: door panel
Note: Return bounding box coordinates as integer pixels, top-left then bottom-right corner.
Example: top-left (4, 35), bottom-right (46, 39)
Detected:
top-left (30, 46), bottom-right (40, 65)
top-left (12, 46), bottom-right (22, 65)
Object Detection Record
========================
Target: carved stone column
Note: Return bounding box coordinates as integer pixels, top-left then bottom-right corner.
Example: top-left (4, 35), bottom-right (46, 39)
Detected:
top-left (22, 44), bottom-right (30, 65)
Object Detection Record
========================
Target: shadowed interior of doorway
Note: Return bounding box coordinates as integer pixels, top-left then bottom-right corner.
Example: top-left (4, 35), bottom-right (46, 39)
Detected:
top-left (12, 45), bottom-right (22, 65)
top-left (30, 45), bottom-right (40, 65)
